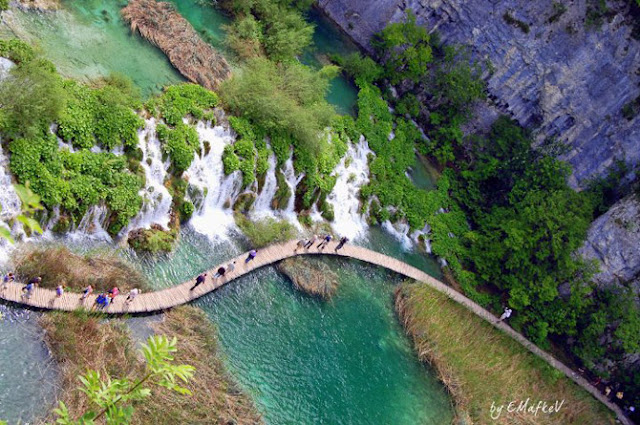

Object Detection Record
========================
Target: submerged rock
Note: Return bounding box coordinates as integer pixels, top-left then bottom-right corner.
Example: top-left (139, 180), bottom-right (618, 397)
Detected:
top-left (278, 256), bottom-right (339, 298)
top-left (122, 0), bottom-right (231, 90)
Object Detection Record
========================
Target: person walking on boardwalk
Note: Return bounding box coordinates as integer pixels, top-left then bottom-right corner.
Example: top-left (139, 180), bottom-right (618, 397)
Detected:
top-left (126, 288), bottom-right (139, 303)
top-left (81, 285), bottom-right (93, 300)
top-left (497, 307), bottom-right (512, 323)
top-left (318, 234), bottom-right (332, 250)
top-left (335, 236), bottom-right (348, 252)
top-left (22, 277), bottom-right (40, 300)
top-left (245, 249), bottom-right (258, 263)
top-left (214, 266), bottom-right (226, 279)
top-left (294, 239), bottom-right (306, 252)
top-left (2, 272), bottom-right (14, 290)
top-left (94, 293), bottom-right (109, 309)
top-left (190, 273), bottom-right (207, 291)
top-left (108, 286), bottom-right (119, 300)
top-left (55, 284), bottom-right (64, 298)
top-left (304, 235), bottom-right (317, 249)
top-left (227, 261), bottom-right (236, 273)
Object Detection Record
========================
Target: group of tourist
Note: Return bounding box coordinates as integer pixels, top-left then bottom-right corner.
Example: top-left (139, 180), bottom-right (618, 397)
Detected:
top-left (190, 260), bottom-right (238, 291)
top-left (92, 286), bottom-right (140, 309)
top-left (295, 235), bottom-right (348, 253)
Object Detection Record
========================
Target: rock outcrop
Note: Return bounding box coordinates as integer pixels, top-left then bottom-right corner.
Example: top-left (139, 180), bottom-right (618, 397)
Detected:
top-left (122, 0), bottom-right (231, 91)
top-left (317, 0), bottom-right (640, 188)
top-left (580, 194), bottom-right (640, 295)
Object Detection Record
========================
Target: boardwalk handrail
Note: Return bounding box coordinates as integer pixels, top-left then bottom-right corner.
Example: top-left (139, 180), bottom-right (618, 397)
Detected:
top-left (0, 239), bottom-right (632, 424)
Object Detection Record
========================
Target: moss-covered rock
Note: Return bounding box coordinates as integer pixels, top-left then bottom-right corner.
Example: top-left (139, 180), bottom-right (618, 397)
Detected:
top-left (128, 223), bottom-right (178, 253)
top-left (233, 192), bottom-right (256, 212)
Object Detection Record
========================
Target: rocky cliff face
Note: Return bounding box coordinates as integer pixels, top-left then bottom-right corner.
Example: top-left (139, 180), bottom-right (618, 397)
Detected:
top-left (580, 194), bottom-right (640, 294)
top-left (317, 0), bottom-right (640, 188)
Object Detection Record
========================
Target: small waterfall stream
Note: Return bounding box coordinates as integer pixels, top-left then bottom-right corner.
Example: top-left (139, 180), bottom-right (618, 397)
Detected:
top-left (125, 118), bottom-right (172, 231)
top-left (0, 145), bottom-right (22, 264)
top-left (251, 152), bottom-right (277, 218)
top-left (326, 137), bottom-right (372, 241)
top-left (185, 121), bottom-right (242, 241)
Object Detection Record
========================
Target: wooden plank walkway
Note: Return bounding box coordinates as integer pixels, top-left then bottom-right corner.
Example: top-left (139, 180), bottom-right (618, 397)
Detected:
top-left (0, 239), bottom-right (631, 424)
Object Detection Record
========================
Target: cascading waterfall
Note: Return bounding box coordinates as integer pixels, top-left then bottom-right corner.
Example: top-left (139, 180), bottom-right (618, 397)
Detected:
top-left (124, 118), bottom-right (172, 231)
top-left (281, 155), bottom-right (304, 228)
top-left (67, 205), bottom-right (111, 242)
top-left (251, 152), bottom-right (277, 219)
top-left (0, 145), bottom-right (23, 264)
top-left (326, 137), bottom-right (372, 241)
top-left (185, 121), bottom-right (242, 242)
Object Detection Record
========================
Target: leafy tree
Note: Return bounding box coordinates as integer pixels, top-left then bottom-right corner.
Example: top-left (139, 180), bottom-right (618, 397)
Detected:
top-left (220, 58), bottom-right (337, 154)
top-left (52, 335), bottom-right (194, 425)
top-left (331, 52), bottom-right (383, 85)
top-left (0, 59), bottom-right (66, 138)
top-left (372, 10), bottom-right (432, 84)
top-left (0, 183), bottom-right (44, 243)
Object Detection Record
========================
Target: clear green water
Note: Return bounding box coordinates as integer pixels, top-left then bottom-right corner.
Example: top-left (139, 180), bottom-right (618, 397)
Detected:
top-left (133, 226), bottom-right (453, 424)
top-left (0, 309), bottom-right (58, 424)
top-left (0, 0), bottom-right (184, 96)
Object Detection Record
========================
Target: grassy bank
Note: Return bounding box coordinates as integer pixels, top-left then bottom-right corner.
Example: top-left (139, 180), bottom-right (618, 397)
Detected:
top-left (395, 282), bottom-right (616, 425)
top-left (12, 245), bottom-right (149, 292)
top-left (40, 306), bottom-right (261, 424)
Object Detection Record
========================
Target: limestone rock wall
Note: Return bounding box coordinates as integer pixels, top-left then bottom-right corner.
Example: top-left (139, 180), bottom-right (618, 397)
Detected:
top-left (580, 194), bottom-right (640, 294)
top-left (317, 0), bottom-right (640, 188)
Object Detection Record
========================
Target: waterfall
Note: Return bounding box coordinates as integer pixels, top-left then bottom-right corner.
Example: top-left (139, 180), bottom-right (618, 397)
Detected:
top-left (185, 121), bottom-right (242, 242)
top-left (68, 205), bottom-right (111, 242)
top-left (280, 154), bottom-right (304, 228)
top-left (326, 137), bottom-right (372, 241)
top-left (251, 152), bottom-right (277, 219)
top-left (381, 220), bottom-right (414, 251)
top-left (124, 118), bottom-right (172, 232)
top-left (0, 145), bottom-right (22, 264)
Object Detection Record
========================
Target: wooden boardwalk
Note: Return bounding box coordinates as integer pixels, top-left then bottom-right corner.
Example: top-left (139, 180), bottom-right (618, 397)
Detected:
top-left (0, 239), bottom-right (632, 424)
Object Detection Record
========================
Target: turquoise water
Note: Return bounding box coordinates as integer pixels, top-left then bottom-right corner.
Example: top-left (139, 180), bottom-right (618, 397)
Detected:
top-left (0, 0), bottom-right (184, 96)
top-left (0, 307), bottom-right (58, 424)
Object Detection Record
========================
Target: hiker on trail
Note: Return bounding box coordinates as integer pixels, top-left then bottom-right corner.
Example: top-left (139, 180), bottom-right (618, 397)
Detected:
top-left (22, 277), bottom-right (40, 300)
top-left (245, 249), bottom-right (258, 263)
top-left (126, 288), bottom-right (139, 303)
top-left (318, 234), bottom-right (332, 250)
top-left (190, 273), bottom-right (207, 291)
top-left (227, 261), bottom-right (236, 273)
top-left (2, 272), bottom-right (14, 290)
top-left (81, 285), bottom-right (93, 300)
top-left (108, 287), bottom-right (119, 300)
top-left (214, 266), bottom-right (226, 279)
top-left (55, 285), bottom-right (64, 298)
top-left (496, 307), bottom-right (512, 323)
top-left (304, 235), bottom-right (317, 249)
top-left (95, 293), bottom-right (109, 309)
top-left (294, 239), bottom-right (306, 252)
top-left (335, 236), bottom-right (348, 252)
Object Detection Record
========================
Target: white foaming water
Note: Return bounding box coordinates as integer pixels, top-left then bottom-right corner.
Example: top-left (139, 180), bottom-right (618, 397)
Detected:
top-left (251, 152), bottom-right (277, 218)
top-left (67, 205), bottom-right (112, 242)
top-left (125, 119), bottom-right (172, 231)
top-left (381, 220), bottom-right (433, 253)
top-left (326, 137), bottom-right (372, 241)
top-left (185, 122), bottom-right (242, 242)
top-left (280, 155), bottom-right (304, 229)
top-left (0, 145), bottom-right (22, 264)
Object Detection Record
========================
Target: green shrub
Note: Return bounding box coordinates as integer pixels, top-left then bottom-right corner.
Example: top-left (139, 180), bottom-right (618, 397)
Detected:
top-left (234, 213), bottom-right (297, 248)
top-left (222, 145), bottom-right (240, 174)
top-left (0, 39), bottom-right (36, 64)
top-left (146, 84), bottom-right (218, 126)
top-left (156, 122), bottom-right (199, 173)
top-left (179, 200), bottom-right (195, 222)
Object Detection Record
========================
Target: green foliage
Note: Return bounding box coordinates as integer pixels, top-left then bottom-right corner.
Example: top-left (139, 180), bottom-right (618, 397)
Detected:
top-left (146, 84), bottom-right (219, 127)
top-left (128, 226), bottom-right (178, 253)
top-left (331, 52), bottom-right (383, 85)
top-left (220, 58), bottom-right (337, 155)
top-left (0, 183), bottom-right (44, 244)
top-left (9, 134), bottom-right (143, 234)
top-left (222, 145), bottom-right (240, 174)
top-left (0, 39), bottom-right (36, 64)
top-left (179, 201), bottom-right (195, 222)
top-left (220, 0), bottom-right (314, 61)
top-left (372, 10), bottom-right (432, 84)
top-left (52, 335), bottom-right (194, 425)
top-left (450, 117), bottom-right (596, 343)
top-left (234, 213), bottom-right (298, 247)
top-left (156, 123), bottom-right (199, 173)
top-left (0, 59), bottom-right (66, 139)
top-left (57, 79), bottom-right (143, 150)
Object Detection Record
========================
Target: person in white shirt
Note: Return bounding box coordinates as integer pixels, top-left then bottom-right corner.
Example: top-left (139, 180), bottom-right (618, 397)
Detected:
top-left (497, 307), bottom-right (513, 323)
top-left (126, 288), bottom-right (140, 303)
